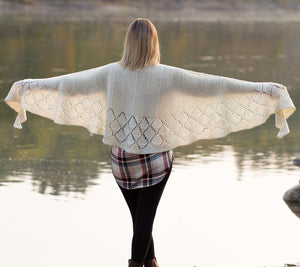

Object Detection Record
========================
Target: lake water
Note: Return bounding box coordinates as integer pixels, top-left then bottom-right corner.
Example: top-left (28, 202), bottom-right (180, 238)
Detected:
top-left (0, 18), bottom-right (300, 267)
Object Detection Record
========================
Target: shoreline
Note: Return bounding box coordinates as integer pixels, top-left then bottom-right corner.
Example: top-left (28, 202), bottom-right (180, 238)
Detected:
top-left (1, 1), bottom-right (300, 22)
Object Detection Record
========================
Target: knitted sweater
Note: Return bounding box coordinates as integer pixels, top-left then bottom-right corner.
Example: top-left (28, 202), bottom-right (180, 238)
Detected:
top-left (5, 62), bottom-right (295, 154)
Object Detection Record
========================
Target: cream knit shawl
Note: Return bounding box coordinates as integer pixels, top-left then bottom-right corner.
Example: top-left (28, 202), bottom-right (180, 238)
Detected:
top-left (5, 62), bottom-right (295, 153)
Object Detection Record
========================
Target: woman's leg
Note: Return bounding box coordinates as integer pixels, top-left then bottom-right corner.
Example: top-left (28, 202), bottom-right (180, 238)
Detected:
top-left (144, 236), bottom-right (155, 262)
top-left (118, 186), bottom-right (155, 261)
top-left (119, 169), bottom-right (171, 263)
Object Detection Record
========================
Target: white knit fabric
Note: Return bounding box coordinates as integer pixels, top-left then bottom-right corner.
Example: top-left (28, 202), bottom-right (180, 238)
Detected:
top-left (5, 62), bottom-right (295, 153)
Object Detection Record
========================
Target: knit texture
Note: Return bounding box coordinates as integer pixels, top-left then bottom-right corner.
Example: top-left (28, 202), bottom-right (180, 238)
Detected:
top-left (5, 62), bottom-right (295, 153)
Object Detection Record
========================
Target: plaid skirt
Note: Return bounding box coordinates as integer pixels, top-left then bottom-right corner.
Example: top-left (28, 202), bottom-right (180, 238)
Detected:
top-left (111, 146), bottom-right (174, 189)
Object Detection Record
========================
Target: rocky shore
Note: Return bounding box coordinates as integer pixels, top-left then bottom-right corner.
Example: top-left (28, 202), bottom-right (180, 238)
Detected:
top-left (1, 0), bottom-right (300, 22)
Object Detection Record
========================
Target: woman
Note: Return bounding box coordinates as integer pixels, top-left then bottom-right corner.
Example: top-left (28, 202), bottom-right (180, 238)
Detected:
top-left (5, 18), bottom-right (295, 267)
top-left (111, 18), bottom-right (173, 267)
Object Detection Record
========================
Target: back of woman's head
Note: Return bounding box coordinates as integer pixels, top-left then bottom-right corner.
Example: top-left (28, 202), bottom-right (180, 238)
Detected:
top-left (120, 18), bottom-right (160, 70)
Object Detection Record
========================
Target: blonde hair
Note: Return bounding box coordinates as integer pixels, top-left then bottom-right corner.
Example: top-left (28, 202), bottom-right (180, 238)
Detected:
top-left (120, 18), bottom-right (160, 70)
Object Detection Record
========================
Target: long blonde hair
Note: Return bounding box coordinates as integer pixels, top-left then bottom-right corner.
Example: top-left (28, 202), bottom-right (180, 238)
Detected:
top-left (120, 18), bottom-right (160, 70)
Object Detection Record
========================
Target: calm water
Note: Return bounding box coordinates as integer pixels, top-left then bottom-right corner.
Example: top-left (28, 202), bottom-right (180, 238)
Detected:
top-left (0, 19), bottom-right (300, 267)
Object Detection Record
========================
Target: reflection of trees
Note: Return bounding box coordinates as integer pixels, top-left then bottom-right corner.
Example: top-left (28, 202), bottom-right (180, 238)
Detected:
top-left (0, 112), bottom-right (111, 195)
top-left (1, 20), bottom-right (300, 194)
top-left (173, 104), bottom-right (300, 172)
top-left (30, 159), bottom-right (102, 195)
top-left (0, 158), bottom-right (106, 195)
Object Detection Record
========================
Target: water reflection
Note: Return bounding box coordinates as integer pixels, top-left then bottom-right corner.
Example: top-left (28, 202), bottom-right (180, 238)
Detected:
top-left (0, 157), bottom-right (110, 195)
top-left (0, 119), bottom-right (112, 195)
top-left (0, 19), bottom-right (300, 195)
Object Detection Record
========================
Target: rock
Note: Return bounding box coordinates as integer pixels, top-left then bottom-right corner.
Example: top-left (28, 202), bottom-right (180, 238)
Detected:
top-left (283, 184), bottom-right (300, 218)
top-left (293, 157), bottom-right (300, 167)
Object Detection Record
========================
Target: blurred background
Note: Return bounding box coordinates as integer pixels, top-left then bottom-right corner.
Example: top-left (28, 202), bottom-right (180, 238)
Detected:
top-left (0, 1), bottom-right (299, 267)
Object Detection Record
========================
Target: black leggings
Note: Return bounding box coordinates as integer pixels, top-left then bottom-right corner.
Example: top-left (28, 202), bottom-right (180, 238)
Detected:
top-left (118, 167), bottom-right (172, 263)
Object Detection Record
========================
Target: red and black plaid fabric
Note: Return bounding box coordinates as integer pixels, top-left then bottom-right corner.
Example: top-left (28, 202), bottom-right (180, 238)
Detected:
top-left (111, 146), bottom-right (174, 189)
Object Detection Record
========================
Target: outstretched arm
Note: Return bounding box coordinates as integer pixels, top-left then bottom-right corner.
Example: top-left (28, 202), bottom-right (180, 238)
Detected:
top-left (5, 64), bottom-right (110, 134)
top-left (166, 65), bottom-right (295, 138)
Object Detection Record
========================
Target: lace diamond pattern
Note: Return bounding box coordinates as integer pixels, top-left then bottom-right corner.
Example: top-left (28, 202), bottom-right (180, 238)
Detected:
top-left (21, 78), bottom-right (275, 151)
top-left (107, 92), bottom-right (272, 150)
